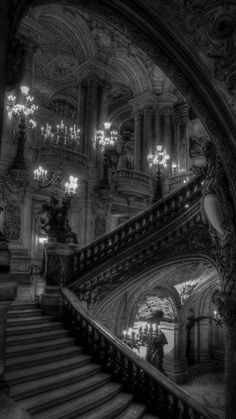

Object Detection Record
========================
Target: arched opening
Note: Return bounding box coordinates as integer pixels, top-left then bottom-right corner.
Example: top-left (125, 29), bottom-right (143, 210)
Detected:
top-left (95, 258), bottom-right (225, 416)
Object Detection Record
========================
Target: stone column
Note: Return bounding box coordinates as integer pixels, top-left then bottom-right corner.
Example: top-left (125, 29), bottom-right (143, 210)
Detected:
top-left (161, 106), bottom-right (173, 194)
top-left (134, 109), bottom-right (143, 171)
top-left (143, 107), bottom-right (153, 172)
top-left (85, 77), bottom-right (98, 157)
top-left (0, 8), bottom-right (10, 150)
top-left (98, 83), bottom-right (109, 129)
top-left (161, 322), bottom-right (187, 384)
top-left (198, 318), bottom-right (213, 366)
top-left (175, 103), bottom-right (189, 173)
top-left (21, 40), bottom-right (37, 88)
top-left (154, 107), bottom-right (161, 147)
top-left (78, 81), bottom-right (87, 153)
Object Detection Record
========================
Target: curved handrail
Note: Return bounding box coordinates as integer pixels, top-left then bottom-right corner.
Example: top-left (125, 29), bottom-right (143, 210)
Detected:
top-left (74, 175), bottom-right (203, 276)
top-left (62, 287), bottom-right (214, 419)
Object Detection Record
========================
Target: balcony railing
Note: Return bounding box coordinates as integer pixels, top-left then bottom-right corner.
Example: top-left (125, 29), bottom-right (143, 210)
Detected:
top-left (62, 287), bottom-right (214, 419)
top-left (115, 169), bottom-right (151, 196)
top-left (74, 175), bottom-right (203, 277)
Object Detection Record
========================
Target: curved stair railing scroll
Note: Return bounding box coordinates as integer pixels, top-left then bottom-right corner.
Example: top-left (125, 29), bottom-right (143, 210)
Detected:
top-left (62, 287), bottom-right (214, 419)
top-left (73, 175), bottom-right (204, 278)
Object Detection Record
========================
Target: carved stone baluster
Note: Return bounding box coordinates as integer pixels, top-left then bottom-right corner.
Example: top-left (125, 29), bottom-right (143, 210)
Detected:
top-left (182, 402), bottom-right (190, 419)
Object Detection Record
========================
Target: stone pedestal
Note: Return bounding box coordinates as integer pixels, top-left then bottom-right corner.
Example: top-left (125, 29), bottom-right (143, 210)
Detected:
top-left (40, 242), bottom-right (77, 317)
top-left (161, 321), bottom-right (187, 383)
top-left (0, 277), bottom-right (17, 384)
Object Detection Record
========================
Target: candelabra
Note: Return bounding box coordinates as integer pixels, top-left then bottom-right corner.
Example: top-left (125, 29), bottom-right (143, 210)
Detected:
top-left (40, 120), bottom-right (80, 149)
top-left (148, 145), bottom-right (170, 201)
top-left (122, 323), bottom-right (159, 352)
top-left (96, 122), bottom-right (118, 187)
top-left (7, 85), bottom-right (38, 169)
top-left (33, 164), bottom-right (78, 244)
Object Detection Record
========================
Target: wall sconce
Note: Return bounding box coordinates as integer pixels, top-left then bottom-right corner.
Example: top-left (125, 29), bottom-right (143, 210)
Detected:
top-left (38, 236), bottom-right (48, 245)
top-left (213, 310), bottom-right (223, 327)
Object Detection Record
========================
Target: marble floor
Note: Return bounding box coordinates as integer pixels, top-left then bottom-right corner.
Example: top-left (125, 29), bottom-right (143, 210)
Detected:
top-left (180, 371), bottom-right (225, 419)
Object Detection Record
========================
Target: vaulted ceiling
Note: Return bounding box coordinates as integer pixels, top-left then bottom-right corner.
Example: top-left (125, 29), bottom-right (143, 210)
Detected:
top-left (17, 3), bottom-right (184, 126)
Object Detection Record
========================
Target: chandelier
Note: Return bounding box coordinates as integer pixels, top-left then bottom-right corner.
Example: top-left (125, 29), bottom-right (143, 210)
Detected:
top-left (7, 85), bottom-right (38, 128)
top-left (148, 145), bottom-right (169, 201)
top-left (40, 120), bottom-right (80, 148)
top-left (96, 121), bottom-right (119, 187)
top-left (96, 122), bottom-right (118, 151)
top-left (148, 145), bottom-right (170, 170)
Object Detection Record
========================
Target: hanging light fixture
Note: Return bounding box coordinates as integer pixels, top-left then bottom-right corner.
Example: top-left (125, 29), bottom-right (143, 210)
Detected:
top-left (148, 145), bottom-right (170, 169)
top-left (96, 121), bottom-right (118, 151)
top-left (40, 120), bottom-right (80, 148)
top-left (96, 121), bottom-right (119, 187)
top-left (7, 85), bottom-right (38, 127)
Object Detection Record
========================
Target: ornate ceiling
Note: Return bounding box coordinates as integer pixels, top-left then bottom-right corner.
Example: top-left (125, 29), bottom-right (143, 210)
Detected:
top-left (17, 3), bottom-right (182, 125)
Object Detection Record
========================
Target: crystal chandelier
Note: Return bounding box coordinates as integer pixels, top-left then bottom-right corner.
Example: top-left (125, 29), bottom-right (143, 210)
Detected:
top-left (96, 122), bottom-right (118, 151)
top-left (148, 145), bottom-right (170, 169)
top-left (40, 120), bottom-right (80, 148)
top-left (7, 85), bottom-right (38, 128)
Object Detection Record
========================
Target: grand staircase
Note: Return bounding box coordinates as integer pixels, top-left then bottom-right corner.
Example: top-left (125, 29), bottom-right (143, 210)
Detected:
top-left (5, 302), bottom-right (158, 419)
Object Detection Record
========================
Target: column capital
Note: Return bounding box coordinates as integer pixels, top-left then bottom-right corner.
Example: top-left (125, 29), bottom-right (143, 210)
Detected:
top-left (160, 105), bottom-right (173, 119)
top-left (129, 91), bottom-right (158, 111)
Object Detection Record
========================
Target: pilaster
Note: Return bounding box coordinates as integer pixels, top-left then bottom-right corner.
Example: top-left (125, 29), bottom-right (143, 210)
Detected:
top-left (174, 103), bottom-right (190, 173)
top-left (0, 9), bottom-right (10, 149)
top-left (85, 77), bottom-right (98, 157)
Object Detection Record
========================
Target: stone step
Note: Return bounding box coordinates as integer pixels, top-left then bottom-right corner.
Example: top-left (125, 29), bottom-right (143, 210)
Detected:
top-left (6, 328), bottom-right (69, 345)
top-left (6, 336), bottom-right (75, 357)
top-left (5, 345), bottom-right (84, 371)
top-left (7, 316), bottom-right (53, 326)
top-left (10, 363), bottom-right (102, 400)
top-left (6, 321), bottom-right (64, 336)
top-left (9, 303), bottom-right (38, 311)
top-left (32, 382), bottom-right (123, 419)
top-left (7, 309), bottom-right (43, 318)
top-left (19, 374), bottom-right (115, 414)
top-left (115, 403), bottom-right (147, 419)
top-left (6, 353), bottom-right (91, 384)
top-left (78, 394), bottom-right (144, 419)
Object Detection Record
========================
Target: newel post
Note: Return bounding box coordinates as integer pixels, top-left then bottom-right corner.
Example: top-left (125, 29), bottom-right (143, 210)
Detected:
top-left (40, 242), bottom-right (77, 317)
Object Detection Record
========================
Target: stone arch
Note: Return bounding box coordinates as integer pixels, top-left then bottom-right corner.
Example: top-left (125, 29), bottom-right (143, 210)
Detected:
top-left (93, 257), bottom-right (220, 336)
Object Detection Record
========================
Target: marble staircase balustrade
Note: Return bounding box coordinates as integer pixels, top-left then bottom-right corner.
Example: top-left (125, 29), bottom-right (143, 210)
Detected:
top-left (67, 177), bottom-right (203, 301)
top-left (62, 287), bottom-right (215, 419)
